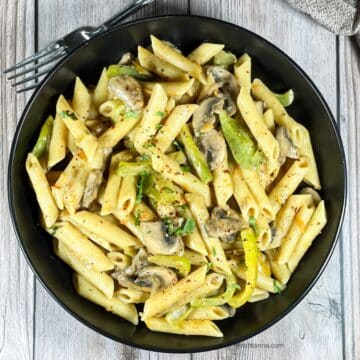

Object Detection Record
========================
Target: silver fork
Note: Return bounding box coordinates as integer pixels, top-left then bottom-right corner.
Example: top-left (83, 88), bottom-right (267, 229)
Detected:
top-left (4, 0), bottom-right (154, 93)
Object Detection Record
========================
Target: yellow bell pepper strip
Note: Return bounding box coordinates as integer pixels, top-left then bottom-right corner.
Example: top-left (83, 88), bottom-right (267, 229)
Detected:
top-left (228, 228), bottom-right (259, 308)
top-left (165, 304), bottom-right (192, 326)
top-left (107, 64), bottom-right (153, 81)
top-left (274, 89), bottom-right (294, 107)
top-left (219, 111), bottom-right (264, 169)
top-left (191, 274), bottom-right (239, 307)
top-left (32, 115), bottom-right (54, 158)
top-left (212, 50), bottom-right (237, 68)
top-left (148, 255), bottom-right (191, 277)
top-left (177, 124), bottom-right (213, 184)
top-left (117, 160), bottom-right (152, 176)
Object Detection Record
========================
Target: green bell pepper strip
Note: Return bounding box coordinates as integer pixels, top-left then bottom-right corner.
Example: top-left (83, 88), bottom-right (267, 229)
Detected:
top-left (148, 255), bottom-right (191, 277)
top-left (228, 228), bottom-right (259, 308)
top-left (165, 304), bottom-right (192, 326)
top-left (32, 115), bottom-right (54, 158)
top-left (219, 111), bottom-right (264, 169)
top-left (177, 124), bottom-right (213, 184)
top-left (143, 173), bottom-right (183, 205)
top-left (274, 89), bottom-right (294, 107)
top-left (191, 274), bottom-right (239, 307)
top-left (107, 64), bottom-right (152, 81)
top-left (117, 160), bottom-right (152, 176)
top-left (212, 50), bottom-right (237, 68)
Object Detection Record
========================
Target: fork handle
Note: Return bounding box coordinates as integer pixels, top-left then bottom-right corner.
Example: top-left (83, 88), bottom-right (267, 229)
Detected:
top-left (95, 0), bottom-right (155, 33)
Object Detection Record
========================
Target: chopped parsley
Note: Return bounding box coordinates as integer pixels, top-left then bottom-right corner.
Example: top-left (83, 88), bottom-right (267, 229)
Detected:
top-left (162, 186), bottom-right (174, 193)
top-left (134, 210), bottom-right (141, 226)
top-left (139, 154), bottom-right (150, 161)
top-left (155, 111), bottom-right (165, 117)
top-left (155, 123), bottom-right (163, 131)
top-left (143, 141), bottom-right (155, 149)
top-left (206, 261), bottom-right (213, 272)
top-left (212, 246), bottom-right (217, 257)
top-left (180, 164), bottom-right (190, 172)
top-left (59, 110), bottom-right (77, 120)
top-left (49, 225), bottom-right (60, 236)
top-left (124, 110), bottom-right (139, 119)
top-left (163, 218), bottom-right (195, 237)
top-left (249, 216), bottom-right (259, 236)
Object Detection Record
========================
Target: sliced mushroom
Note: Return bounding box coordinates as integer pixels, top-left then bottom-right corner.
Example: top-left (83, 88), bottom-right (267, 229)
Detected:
top-left (82, 169), bottom-right (103, 208)
top-left (112, 272), bottom-right (160, 293)
top-left (137, 265), bottom-right (177, 290)
top-left (192, 97), bottom-right (224, 136)
top-left (140, 221), bottom-right (184, 255)
top-left (124, 248), bottom-right (149, 276)
top-left (206, 66), bottom-right (239, 116)
top-left (205, 207), bottom-right (245, 243)
top-left (107, 75), bottom-right (144, 111)
top-left (276, 126), bottom-right (299, 165)
top-left (300, 187), bottom-right (321, 206)
top-left (198, 129), bottom-right (226, 170)
top-left (117, 52), bottom-right (135, 65)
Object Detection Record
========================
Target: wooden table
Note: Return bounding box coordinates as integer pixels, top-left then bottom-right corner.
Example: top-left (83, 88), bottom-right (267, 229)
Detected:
top-left (0, 0), bottom-right (358, 359)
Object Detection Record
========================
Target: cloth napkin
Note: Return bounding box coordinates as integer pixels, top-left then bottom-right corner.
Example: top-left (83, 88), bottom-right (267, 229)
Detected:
top-left (285, 0), bottom-right (360, 45)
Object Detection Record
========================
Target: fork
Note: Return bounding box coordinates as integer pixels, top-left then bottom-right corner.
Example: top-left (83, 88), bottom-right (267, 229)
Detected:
top-left (4, 0), bottom-right (155, 93)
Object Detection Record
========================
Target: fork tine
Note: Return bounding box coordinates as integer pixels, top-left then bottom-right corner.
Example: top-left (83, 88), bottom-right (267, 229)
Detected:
top-left (3, 41), bottom-right (60, 74)
top-left (7, 51), bottom-right (65, 80)
top-left (16, 82), bottom-right (39, 93)
top-left (11, 68), bottom-right (50, 87)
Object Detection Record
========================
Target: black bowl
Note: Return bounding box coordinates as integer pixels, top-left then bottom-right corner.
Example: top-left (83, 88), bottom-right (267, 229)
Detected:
top-left (8, 15), bottom-right (346, 353)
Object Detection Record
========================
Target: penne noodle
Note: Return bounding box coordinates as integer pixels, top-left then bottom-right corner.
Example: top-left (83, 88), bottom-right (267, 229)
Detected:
top-left (26, 153), bottom-right (59, 227)
top-left (185, 193), bottom-right (231, 275)
top-left (237, 87), bottom-right (280, 167)
top-left (73, 273), bottom-right (138, 325)
top-left (151, 35), bottom-right (206, 84)
top-left (55, 240), bottom-right (114, 299)
top-left (145, 318), bottom-right (223, 337)
top-left (141, 79), bottom-right (195, 99)
top-left (142, 265), bottom-right (207, 320)
top-left (183, 209), bottom-right (207, 255)
top-left (288, 201), bottom-right (327, 272)
top-left (115, 287), bottom-right (149, 304)
top-left (69, 211), bottom-right (141, 249)
top-left (48, 113), bottom-right (67, 168)
top-left (234, 53), bottom-right (251, 93)
top-left (72, 77), bottom-right (91, 121)
top-left (231, 165), bottom-right (260, 221)
top-left (93, 67), bottom-right (109, 107)
top-left (134, 83), bottom-right (168, 153)
top-left (137, 45), bottom-right (188, 80)
top-left (116, 176), bottom-right (137, 218)
top-left (154, 104), bottom-right (198, 152)
top-left (187, 42), bottom-right (224, 65)
top-left (269, 157), bottom-right (309, 214)
top-left (213, 149), bottom-right (233, 208)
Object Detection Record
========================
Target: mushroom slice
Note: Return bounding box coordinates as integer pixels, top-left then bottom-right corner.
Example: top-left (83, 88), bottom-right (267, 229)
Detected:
top-left (107, 75), bottom-right (144, 111)
top-left (82, 169), bottom-right (103, 208)
top-left (300, 187), bottom-right (321, 206)
top-left (206, 66), bottom-right (239, 115)
top-left (140, 221), bottom-right (184, 255)
top-left (113, 272), bottom-right (160, 293)
top-left (198, 129), bottom-right (226, 170)
top-left (276, 126), bottom-right (299, 165)
top-left (117, 52), bottom-right (135, 65)
top-left (192, 97), bottom-right (224, 136)
top-left (124, 248), bottom-right (149, 276)
top-left (205, 207), bottom-right (245, 243)
top-left (137, 265), bottom-right (177, 291)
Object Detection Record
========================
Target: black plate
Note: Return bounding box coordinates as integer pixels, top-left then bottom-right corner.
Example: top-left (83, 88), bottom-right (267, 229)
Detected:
top-left (8, 15), bottom-right (347, 353)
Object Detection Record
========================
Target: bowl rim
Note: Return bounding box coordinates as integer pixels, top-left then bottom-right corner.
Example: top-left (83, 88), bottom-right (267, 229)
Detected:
top-left (8, 14), bottom-right (347, 353)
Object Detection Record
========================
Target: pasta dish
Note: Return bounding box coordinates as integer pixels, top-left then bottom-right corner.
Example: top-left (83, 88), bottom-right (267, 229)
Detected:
top-left (25, 35), bottom-right (327, 337)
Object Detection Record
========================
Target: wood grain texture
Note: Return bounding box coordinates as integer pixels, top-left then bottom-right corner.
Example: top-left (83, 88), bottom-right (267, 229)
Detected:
top-left (339, 36), bottom-right (360, 360)
top-left (190, 1), bottom-right (342, 359)
top-left (0, 1), bottom-right (35, 360)
top-left (1, 0), bottom-right (358, 359)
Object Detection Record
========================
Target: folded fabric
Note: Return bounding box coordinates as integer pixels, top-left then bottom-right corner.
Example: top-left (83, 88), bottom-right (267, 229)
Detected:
top-left (285, 0), bottom-right (359, 45)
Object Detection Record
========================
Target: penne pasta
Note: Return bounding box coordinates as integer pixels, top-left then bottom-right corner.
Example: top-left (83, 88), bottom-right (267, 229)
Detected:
top-left (48, 113), bottom-right (67, 168)
top-left (234, 53), bottom-right (251, 93)
top-left (72, 77), bottom-right (91, 121)
top-left (187, 42), bottom-right (224, 65)
top-left (26, 153), bottom-right (59, 227)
